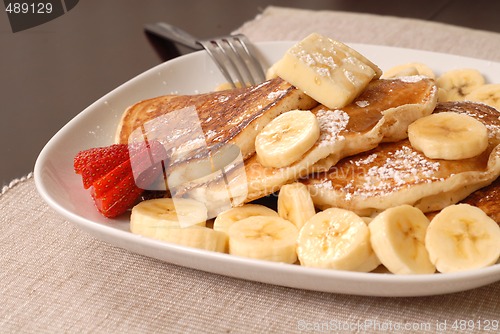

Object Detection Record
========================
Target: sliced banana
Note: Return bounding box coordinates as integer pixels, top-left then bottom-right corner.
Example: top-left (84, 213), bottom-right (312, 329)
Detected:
top-left (274, 32), bottom-right (381, 109)
top-left (466, 83), bottom-right (500, 111)
top-left (265, 62), bottom-right (279, 80)
top-left (382, 62), bottom-right (435, 79)
top-left (131, 198), bottom-right (207, 228)
top-left (214, 81), bottom-right (246, 91)
top-left (425, 204), bottom-right (500, 273)
top-left (277, 182), bottom-right (316, 230)
top-left (352, 217), bottom-right (381, 272)
top-left (436, 68), bottom-right (485, 101)
top-left (353, 249), bottom-right (381, 272)
top-left (255, 109), bottom-right (320, 168)
top-left (213, 204), bottom-right (278, 235)
top-left (408, 112), bottom-right (489, 160)
top-left (385, 66), bottom-right (419, 78)
top-left (369, 205), bottom-right (435, 275)
top-left (361, 217), bottom-right (373, 224)
top-left (227, 216), bottom-right (298, 263)
top-left (297, 208), bottom-right (372, 270)
top-left (137, 225), bottom-right (228, 252)
top-left (437, 87), bottom-right (449, 102)
top-left (130, 198), bottom-right (227, 252)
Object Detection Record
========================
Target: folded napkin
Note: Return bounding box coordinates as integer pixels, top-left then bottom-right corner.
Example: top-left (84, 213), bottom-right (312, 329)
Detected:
top-left (2, 6), bottom-right (499, 334)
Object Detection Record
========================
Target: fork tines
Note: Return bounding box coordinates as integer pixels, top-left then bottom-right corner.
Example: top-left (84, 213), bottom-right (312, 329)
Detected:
top-left (198, 35), bottom-right (266, 88)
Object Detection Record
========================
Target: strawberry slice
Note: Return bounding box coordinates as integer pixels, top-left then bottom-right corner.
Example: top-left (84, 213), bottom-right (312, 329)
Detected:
top-left (74, 144), bottom-right (130, 189)
top-left (91, 157), bottom-right (134, 198)
top-left (74, 141), bottom-right (167, 218)
top-left (91, 172), bottom-right (144, 218)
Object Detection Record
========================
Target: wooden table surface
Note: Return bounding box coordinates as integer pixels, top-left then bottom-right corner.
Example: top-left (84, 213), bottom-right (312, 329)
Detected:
top-left (1, 0), bottom-right (500, 186)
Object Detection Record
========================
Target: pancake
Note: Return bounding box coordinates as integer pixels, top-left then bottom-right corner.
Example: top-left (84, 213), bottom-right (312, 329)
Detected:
top-left (176, 76), bottom-right (437, 212)
top-left (461, 177), bottom-right (499, 224)
top-left (116, 77), bottom-right (316, 157)
top-left (243, 76), bottom-right (438, 201)
top-left (302, 101), bottom-right (500, 216)
top-left (115, 77), bottom-right (317, 189)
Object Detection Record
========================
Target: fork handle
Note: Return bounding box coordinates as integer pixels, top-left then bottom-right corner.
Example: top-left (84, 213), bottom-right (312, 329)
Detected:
top-left (145, 22), bottom-right (203, 50)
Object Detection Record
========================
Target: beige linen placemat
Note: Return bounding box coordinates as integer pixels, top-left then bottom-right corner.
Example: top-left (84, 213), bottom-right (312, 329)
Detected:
top-left (235, 6), bottom-right (500, 62)
top-left (1, 6), bottom-right (499, 334)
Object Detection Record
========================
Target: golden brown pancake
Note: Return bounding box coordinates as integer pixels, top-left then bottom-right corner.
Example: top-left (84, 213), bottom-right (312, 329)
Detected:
top-left (461, 177), bottom-right (500, 224)
top-left (242, 76), bottom-right (438, 201)
top-left (115, 77), bottom-right (317, 160)
top-left (115, 77), bottom-right (317, 190)
top-left (302, 101), bottom-right (500, 216)
top-left (174, 76), bottom-right (438, 210)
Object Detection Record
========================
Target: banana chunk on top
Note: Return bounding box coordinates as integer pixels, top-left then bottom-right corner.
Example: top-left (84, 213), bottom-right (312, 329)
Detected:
top-left (274, 32), bottom-right (381, 109)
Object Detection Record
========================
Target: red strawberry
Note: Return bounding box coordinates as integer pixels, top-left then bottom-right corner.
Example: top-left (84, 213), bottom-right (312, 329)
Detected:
top-left (74, 144), bottom-right (130, 189)
top-left (74, 141), bottom-right (167, 218)
top-left (91, 171), bottom-right (144, 218)
top-left (91, 157), bottom-right (134, 198)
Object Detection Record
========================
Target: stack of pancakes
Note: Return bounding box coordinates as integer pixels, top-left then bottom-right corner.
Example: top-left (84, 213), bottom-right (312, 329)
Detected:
top-left (115, 76), bottom-right (499, 223)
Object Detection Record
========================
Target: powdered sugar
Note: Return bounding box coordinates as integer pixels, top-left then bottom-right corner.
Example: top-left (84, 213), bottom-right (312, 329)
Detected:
top-left (204, 129), bottom-right (217, 139)
top-left (354, 153), bottom-right (377, 167)
top-left (486, 123), bottom-right (500, 138)
top-left (482, 112), bottom-right (500, 139)
top-left (217, 95), bottom-right (229, 103)
top-left (315, 108), bottom-right (349, 144)
top-left (267, 89), bottom-right (288, 100)
top-left (396, 75), bottom-right (427, 83)
top-left (353, 145), bottom-right (441, 197)
top-left (291, 48), bottom-right (339, 77)
top-left (315, 145), bottom-right (442, 198)
top-left (355, 100), bottom-right (369, 108)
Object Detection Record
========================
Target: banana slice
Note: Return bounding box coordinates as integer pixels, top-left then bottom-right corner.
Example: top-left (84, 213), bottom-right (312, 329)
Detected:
top-left (130, 198), bottom-right (227, 252)
top-left (131, 198), bottom-right (208, 228)
top-left (297, 208), bottom-right (372, 270)
top-left (437, 87), bottom-right (449, 102)
top-left (277, 182), bottom-right (316, 230)
top-left (214, 81), bottom-right (246, 91)
top-left (408, 112), bottom-right (489, 160)
top-left (382, 62), bottom-right (435, 79)
top-left (425, 204), bottom-right (500, 273)
top-left (136, 225), bottom-right (228, 252)
top-left (466, 83), bottom-right (500, 111)
top-left (353, 249), bottom-right (381, 273)
top-left (369, 205), bottom-right (435, 275)
top-left (436, 69), bottom-right (485, 101)
top-left (352, 217), bottom-right (381, 272)
top-left (274, 32), bottom-right (381, 109)
top-left (227, 216), bottom-right (298, 263)
top-left (265, 62), bottom-right (279, 80)
top-left (255, 109), bottom-right (320, 168)
top-left (361, 217), bottom-right (373, 224)
top-left (213, 204), bottom-right (278, 235)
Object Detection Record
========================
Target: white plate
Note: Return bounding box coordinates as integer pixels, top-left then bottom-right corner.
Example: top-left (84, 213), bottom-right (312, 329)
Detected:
top-left (34, 41), bottom-right (500, 297)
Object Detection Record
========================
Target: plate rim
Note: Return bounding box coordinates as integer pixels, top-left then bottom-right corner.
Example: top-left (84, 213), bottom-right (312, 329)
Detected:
top-left (34, 41), bottom-right (500, 297)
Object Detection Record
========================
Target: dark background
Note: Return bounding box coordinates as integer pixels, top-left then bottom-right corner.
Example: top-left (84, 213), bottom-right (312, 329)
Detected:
top-left (1, 0), bottom-right (500, 187)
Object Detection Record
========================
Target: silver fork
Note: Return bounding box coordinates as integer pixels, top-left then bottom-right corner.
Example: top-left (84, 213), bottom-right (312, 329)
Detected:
top-left (145, 22), bottom-right (266, 88)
